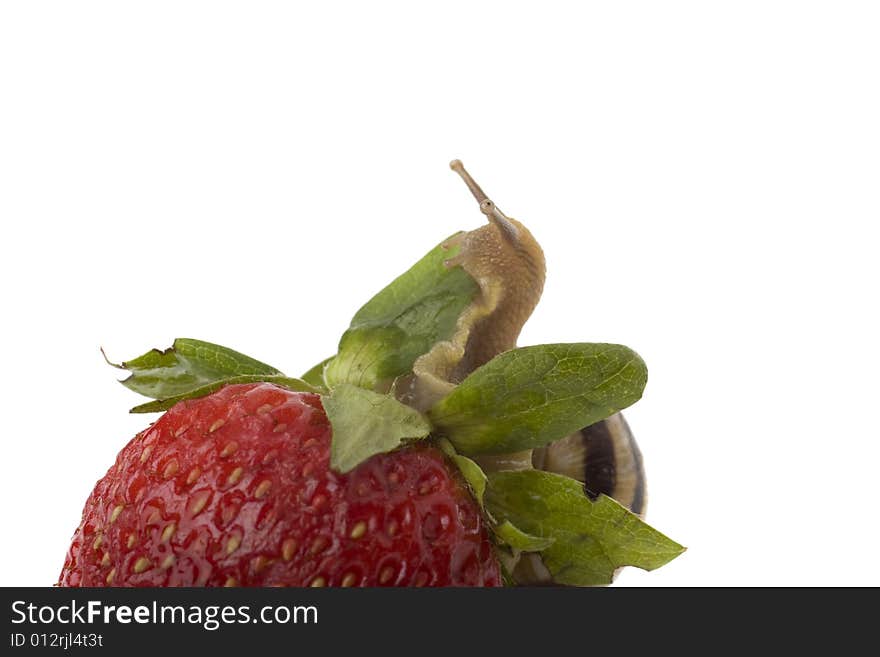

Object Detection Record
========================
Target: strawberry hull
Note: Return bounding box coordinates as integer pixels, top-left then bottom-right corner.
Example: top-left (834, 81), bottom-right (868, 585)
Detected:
top-left (58, 383), bottom-right (501, 587)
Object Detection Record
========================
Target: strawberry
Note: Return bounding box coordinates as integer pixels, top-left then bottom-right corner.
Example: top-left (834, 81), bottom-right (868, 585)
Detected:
top-left (58, 382), bottom-right (500, 586)
top-left (60, 161), bottom-right (684, 587)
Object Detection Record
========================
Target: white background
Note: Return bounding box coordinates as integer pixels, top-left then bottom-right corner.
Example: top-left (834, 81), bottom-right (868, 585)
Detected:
top-left (1, 1), bottom-right (878, 587)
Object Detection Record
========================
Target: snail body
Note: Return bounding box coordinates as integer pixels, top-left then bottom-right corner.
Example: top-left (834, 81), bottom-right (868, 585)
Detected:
top-left (400, 161), bottom-right (546, 411)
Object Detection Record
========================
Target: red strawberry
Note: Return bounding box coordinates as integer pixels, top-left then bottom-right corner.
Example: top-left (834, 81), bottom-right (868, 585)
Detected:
top-left (58, 382), bottom-right (501, 587)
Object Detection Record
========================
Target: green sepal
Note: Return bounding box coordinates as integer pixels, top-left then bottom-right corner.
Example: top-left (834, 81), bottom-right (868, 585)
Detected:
top-left (129, 375), bottom-right (317, 413)
top-left (494, 520), bottom-right (555, 552)
top-left (324, 238), bottom-right (479, 391)
top-left (301, 357), bottom-right (333, 390)
top-left (496, 553), bottom-right (518, 587)
top-left (437, 438), bottom-right (487, 507)
top-left (108, 338), bottom-right (282, 400)
top-left (485, 470), bottom-right (685, 586)
top-left (322, 384), bottom-right (432, 473)
top-left (429, 343), bottom-right (648, 455)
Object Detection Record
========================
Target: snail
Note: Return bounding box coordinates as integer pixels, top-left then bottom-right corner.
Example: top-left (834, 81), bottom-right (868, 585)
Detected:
top-left (406, 160), bottom-right (649, 584)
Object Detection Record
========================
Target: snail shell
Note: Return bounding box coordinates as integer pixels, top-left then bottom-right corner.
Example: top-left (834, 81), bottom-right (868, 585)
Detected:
top-left (533, 412), bottom-right (646, 516)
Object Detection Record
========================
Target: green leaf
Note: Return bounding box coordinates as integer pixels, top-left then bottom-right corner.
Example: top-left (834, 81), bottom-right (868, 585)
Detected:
top-left (494, 521), bottom-right (555, 552)
top-left (129, 375), bottom-right (317, 413)
top-left (324, 238), bottom-right (479, 391)
top-left (301, 357), bottom-right (333, 390)
top-left (437, 438), bottom-right (487, 507)
top-left (428, 343), bottom-right (648, 455)
top-left (485, 470), bottom-right (685, 586)
top-left (109, 338), bottom-right (282, 399)
top-left (323, 383), bottom-right (432, 473)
